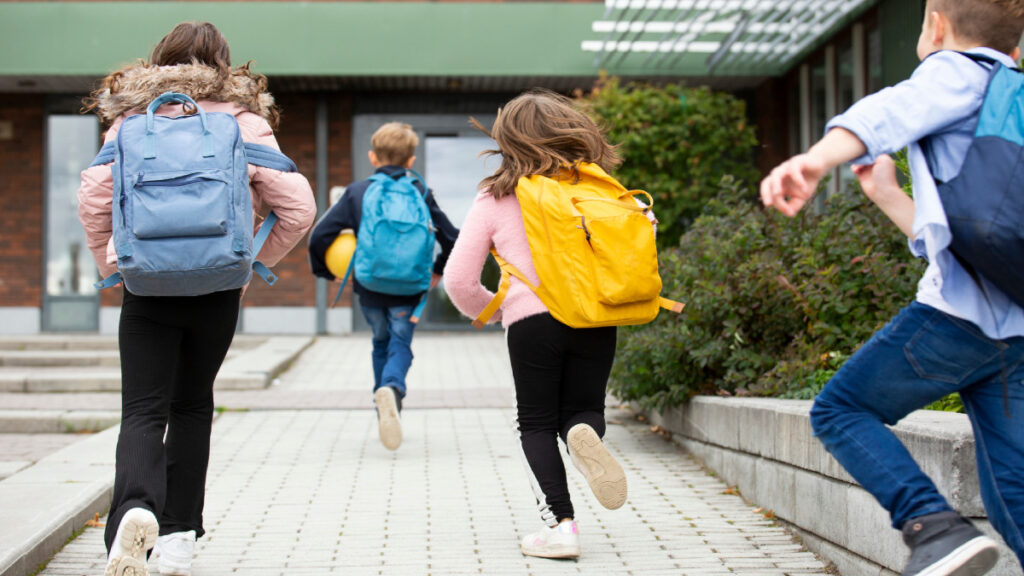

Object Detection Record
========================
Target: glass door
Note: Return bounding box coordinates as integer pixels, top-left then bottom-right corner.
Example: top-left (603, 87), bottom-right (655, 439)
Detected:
top-left (42, 114), bottom-right (100, 331)
top-left (417, 134), bottom-right (502, 327)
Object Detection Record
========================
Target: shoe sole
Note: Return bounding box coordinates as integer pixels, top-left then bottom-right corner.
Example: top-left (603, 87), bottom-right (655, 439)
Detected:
top-left (520, 543), bottom-right (581, 559)
top-left (105, 511), bottom-right (158, 576)
top-left (375, 387), bottom-right (402, 451)
top-left (567, 424), bottom-right (627, 510)
top-left (916, 536), bottom-right (999, 576)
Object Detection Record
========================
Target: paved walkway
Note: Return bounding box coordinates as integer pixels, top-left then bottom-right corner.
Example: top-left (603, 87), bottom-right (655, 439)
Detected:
top-left (29, 335), bottom-right (831, 575)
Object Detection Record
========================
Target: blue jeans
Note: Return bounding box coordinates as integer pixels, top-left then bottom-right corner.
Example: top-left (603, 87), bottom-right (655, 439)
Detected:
top-left (810, 302), bottom-right (1024, 563)
top-left (360, 304), bottom-right (416, 399)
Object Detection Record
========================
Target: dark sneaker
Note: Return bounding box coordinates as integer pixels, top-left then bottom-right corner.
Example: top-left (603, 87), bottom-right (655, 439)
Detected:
top-left (901, 511), bottom-right (999, 576)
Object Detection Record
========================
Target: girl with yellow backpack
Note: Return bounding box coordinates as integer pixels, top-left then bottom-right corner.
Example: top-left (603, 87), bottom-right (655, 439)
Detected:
top-left (444, 89), bottom-right (681, 560)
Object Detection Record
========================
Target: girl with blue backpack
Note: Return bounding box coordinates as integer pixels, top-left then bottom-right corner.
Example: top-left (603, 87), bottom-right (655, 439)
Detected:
top-left (78, 21), bottom-right (315, 576)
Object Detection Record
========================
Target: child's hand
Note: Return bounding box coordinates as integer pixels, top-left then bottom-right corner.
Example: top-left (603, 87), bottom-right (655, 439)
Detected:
top-left (760, 154), bottom-right (827, 217)
top-left (852, 154), bottom-right (915, 238)
top-left (430, 274), bottom-right (442, 290)
top-left (851, 154), bottom-right (900, 204)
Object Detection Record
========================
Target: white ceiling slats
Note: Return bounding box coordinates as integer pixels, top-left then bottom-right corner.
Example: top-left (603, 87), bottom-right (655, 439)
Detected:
top-left (582, 0), bottom-right (877, 74)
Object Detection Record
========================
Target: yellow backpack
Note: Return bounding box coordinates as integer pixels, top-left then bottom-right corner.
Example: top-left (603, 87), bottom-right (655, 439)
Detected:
top-left (473, 162), bottom-right (684, 329)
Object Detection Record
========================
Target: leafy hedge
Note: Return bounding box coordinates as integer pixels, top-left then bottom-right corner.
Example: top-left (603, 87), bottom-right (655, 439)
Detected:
top-left (582, 77), bottom-right (759, 249)
top-left (609, 177), bottom-right (926, 409)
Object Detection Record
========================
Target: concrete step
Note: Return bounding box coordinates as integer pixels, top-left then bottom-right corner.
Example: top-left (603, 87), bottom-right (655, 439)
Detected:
top-left (0, 334), bottom-right (266, 352)
top-left (0, 410), bottom-right (121, 433)
top-left (0, 336), bottom-right (313, 393)
top-left (0, 350), bottom-right (121, 368)
top-left (0, 335), bottom-right (118, 352)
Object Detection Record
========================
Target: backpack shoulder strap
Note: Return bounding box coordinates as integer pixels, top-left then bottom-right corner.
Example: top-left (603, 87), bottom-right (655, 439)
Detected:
top-left (473, 251), bottom-right (538, 329)
top-left (244, 143), bottom-right (298, 173)
top-left (90, 141), bottom-right (116, 167)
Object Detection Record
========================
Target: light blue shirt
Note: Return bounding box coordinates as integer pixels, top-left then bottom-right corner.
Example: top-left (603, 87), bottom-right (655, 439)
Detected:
top-left (826, 48), bottom-right (1024, 340)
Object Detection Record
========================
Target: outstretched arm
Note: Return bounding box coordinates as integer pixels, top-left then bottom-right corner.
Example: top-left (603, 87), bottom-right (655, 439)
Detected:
top-left (760, 127), bottom-right (867, 217)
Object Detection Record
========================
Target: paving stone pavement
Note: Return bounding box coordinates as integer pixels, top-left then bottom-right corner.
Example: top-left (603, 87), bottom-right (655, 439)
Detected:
top-left (0, 433), bottom-right (82, 479)
top-left (32, 334), bottom-right (832, 575)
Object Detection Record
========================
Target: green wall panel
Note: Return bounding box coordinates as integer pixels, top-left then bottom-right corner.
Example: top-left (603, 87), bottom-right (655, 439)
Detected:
top-left (879, 0), bottom-right (926, 87)
top-left (0, 2), bottom-right (609, 77)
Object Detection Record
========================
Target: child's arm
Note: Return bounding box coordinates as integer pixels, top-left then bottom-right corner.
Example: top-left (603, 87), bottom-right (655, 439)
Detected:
top-left (852, 154), bottom-right (915, 238)
top-left (442, 194), bottom-right (501, 324)
top-left (423, 189), bottom-right (460, 283)
top-left (760, 127), bottom-right (867, 216)
top-left (308, 192), bottom-right (358, 280)
top-left (763, 51), bottom-right (988, 218)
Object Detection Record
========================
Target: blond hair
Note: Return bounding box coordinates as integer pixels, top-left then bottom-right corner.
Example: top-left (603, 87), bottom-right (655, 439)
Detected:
top-left (371, 122), bottom-right (419, 166)
top-left (929, 0), bottom-right (1024, 54)
top-left (471, 89), bottom-right (621, 199)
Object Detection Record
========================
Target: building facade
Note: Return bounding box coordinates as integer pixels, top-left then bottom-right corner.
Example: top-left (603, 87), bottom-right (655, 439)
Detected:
top-left (0, 0), bottom-right (928, 335)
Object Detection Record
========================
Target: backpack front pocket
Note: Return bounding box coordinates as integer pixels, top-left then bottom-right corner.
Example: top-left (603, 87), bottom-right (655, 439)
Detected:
top-left (584, 210), bottom-right (662, 305)
top-left (131, 171), bottom-right (231, 239)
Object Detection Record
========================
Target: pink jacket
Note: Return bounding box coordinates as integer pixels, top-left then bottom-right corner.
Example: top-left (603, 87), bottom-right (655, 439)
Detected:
top-left (443, 190), bottom-right (548, 328)
top-left (77, 64), bottom-right (316, 279)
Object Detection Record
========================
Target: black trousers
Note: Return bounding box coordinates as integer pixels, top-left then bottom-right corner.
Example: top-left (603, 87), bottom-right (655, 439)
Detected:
top-left (104, 288), bottom-right (239, 552)
top-left (507, 313), bottom-right (617, 524)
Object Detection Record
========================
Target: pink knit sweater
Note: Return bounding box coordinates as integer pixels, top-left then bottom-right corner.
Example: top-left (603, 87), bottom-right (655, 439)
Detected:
top-left (443, 190), bottom-right (548, 328)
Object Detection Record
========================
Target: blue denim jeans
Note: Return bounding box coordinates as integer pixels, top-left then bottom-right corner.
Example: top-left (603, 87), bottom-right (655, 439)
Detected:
top-left (810, 302), bottom-right (1024, 563)
top-left (360, 304), bottom-right (416, 399)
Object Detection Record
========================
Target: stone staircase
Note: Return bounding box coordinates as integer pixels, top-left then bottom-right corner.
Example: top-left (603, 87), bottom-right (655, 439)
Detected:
top-left (0, 335), bottom-right (312, 392)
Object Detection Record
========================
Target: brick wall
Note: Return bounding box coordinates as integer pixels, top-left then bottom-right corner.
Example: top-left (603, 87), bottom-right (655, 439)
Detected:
top-left (242, 91), bottom-right (354, 308)
top-left (0, 95), bottom-right (43, 308)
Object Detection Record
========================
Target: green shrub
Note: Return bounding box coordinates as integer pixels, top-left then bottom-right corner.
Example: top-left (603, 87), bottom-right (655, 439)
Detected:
top-left (582, 77), bottom-right (760, 249)
top-left (610, 177), bottom-right (926, 409)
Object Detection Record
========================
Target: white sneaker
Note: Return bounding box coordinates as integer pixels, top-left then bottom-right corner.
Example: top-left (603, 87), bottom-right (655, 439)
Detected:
top-left (374, 387), bottom-right (402, 450)
top-left (151, 530), bottom-right (195, 576)
top-left (567, 423), bottom-right (627, 510)
top-left (104, 508), bottom-right (158, 576)
top-left (521, 520), bottom-right (581, 559)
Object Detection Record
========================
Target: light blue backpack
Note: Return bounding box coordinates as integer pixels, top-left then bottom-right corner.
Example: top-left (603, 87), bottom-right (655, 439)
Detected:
top-left (354, 170), bottom-right (436, 296)
top-left (88, 92), bottom-right (298, 297)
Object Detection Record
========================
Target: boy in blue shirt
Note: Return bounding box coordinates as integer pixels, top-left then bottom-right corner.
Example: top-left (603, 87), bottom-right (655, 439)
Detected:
top-left (761, 1), bottom-right (1024, 574)
top-left (309, 122), bottom-right (458, 451)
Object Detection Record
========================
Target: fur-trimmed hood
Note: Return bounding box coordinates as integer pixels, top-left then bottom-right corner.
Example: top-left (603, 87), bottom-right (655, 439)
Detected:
top-left (92, 63), bottom-right (276, 125)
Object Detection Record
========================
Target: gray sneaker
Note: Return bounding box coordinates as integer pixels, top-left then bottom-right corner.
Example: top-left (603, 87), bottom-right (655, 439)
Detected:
top-left (901, 511), bottom-right (999, 576)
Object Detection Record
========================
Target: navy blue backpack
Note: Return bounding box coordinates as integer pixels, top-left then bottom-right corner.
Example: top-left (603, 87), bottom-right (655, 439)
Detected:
top-left (931, 53), bottom-right (1024, 307)
top-left (89, 92), bottom-right (299, 297)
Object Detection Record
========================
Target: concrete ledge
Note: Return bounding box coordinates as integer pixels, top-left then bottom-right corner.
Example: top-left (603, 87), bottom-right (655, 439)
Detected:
top-left (0, 426), bottom-right (117, 576)
top-left (0, 410), bottom-right (121, 433)
top-left (650, 397), bottom-right (1022, 576)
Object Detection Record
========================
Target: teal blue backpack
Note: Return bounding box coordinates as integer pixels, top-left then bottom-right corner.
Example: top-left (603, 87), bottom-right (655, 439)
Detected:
top-left (331, 170), bottom-right (435, 320)
top-left (353, 171), bottom-right (436, 296)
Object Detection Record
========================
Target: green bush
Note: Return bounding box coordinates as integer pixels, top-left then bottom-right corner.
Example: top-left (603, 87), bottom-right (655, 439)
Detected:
top-left (582, 77), bottom-right (760, 249)
top-left (610, 177), bottom-right (926, 409)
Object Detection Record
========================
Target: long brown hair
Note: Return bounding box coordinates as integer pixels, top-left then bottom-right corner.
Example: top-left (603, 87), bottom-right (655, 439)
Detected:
top-left (84, 21), bottom-right (279, 129)
top-left (472, 89), bottom-right (620, 198)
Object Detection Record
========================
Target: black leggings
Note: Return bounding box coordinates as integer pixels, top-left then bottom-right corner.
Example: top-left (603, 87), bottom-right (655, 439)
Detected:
top-left (104, 288), bottom-right (239, 552)
top-left (507, 313), bottom-right (617, 525)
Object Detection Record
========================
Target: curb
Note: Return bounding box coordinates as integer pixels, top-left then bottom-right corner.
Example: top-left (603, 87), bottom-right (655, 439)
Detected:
top-left (0, 427), bottom-right (118, 576)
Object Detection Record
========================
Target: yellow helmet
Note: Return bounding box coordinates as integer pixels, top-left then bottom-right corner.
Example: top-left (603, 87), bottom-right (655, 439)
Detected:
top-left (325, 230), bottom-right (357, 278)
